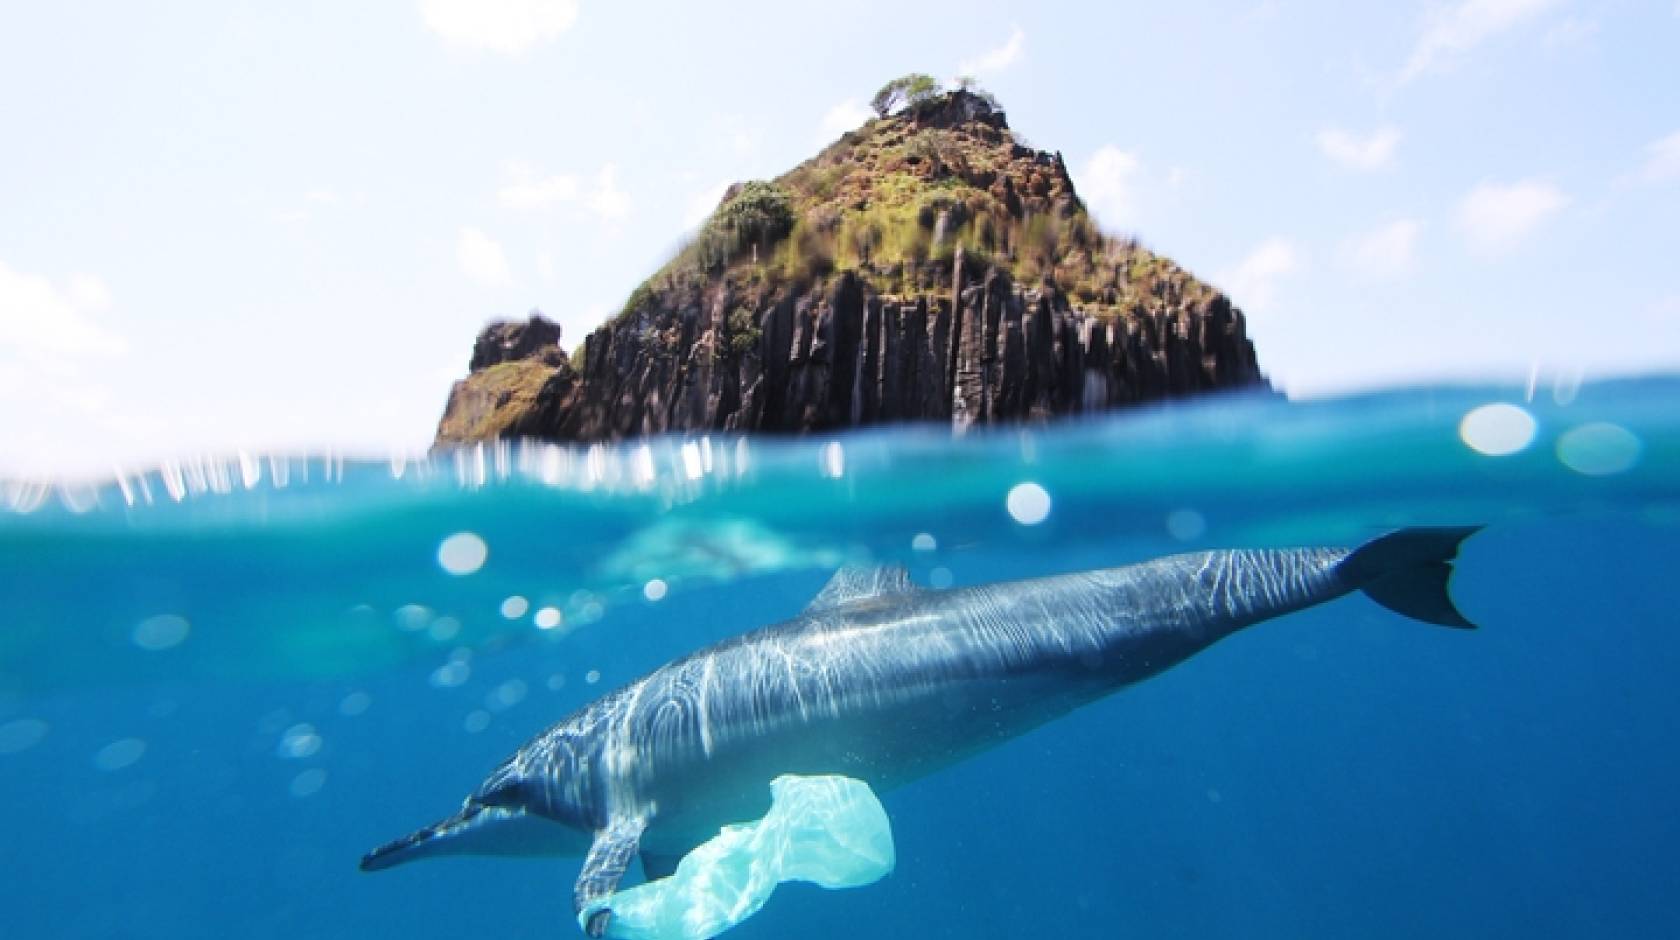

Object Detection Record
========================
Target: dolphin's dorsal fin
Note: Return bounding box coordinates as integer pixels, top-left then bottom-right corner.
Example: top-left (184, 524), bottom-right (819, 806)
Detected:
top-left (805, 565), bottom-right (917, 613)
top-left (575, 815), bottom-right (647, 937)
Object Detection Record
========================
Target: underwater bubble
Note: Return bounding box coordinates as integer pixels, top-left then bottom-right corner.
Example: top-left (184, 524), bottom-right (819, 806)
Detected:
top-left (577, 599), bottom-right (605, 624)
top-left (132, 614), bottom-right (190, 652)
top-left (93, 738), bottom-right (147, 772)
top-left (290, 768), bottom-right (326, 798)
top-left (429, 660), bottom-right (471, 689)
top-left (428, 615), bottom-right (462, 642)
top-left (277, 724), bottom-right (322, 759)
top-left (643, 579), bottom-right (668, 602)
top-left (0, 718), bottom-right (48, 755)
top-left (463, 710), bottom-right (492, 733)
top-left (438, 531), bottom-right (489, 575)
top-left (500, 595), bottom-right (530, 619)
top-left (1165, 509), bottom-right (1207, 542)
top-left (546, 673), bottom-right (567, 691)
top-left (929, 567), bottom-right (954, 589)
top-left (1557, 422), bottom-right (1642, 476)
top-left (1459, 403), bottom-right (1537, 456)
top-left (584, 670), bottom-right (602, 685)
top-left (911, 533), bottom-right (937, 552)
top-left (1006, 482), bottom-right (1051, 525)
top-left (338, 691), bottom-right (371, 717)
top-left (258, 708), bottom-right (293, 734)
top-left (534, 607), bottom-right (563, 630)
top-left (487, 679), bottom-right (527, 712)
top-left (393, 604), bottom-right (432, 632)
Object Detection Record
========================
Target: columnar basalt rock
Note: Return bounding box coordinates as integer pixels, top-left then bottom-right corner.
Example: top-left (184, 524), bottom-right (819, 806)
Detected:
top-left (435, 261), bottom-right (1266, 445)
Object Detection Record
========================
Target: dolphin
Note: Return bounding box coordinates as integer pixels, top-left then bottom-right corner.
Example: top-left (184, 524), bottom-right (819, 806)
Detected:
top-left (361, 527), bottom-right (1479, 935)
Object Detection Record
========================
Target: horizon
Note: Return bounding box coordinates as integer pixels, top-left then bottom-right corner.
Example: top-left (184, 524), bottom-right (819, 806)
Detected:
top-left (4, 0), bottom-right (1678, 479)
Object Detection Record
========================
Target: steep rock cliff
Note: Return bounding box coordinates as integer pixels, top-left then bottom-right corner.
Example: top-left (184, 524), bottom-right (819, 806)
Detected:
top-left (436, 89), bottom-right (1268, 446)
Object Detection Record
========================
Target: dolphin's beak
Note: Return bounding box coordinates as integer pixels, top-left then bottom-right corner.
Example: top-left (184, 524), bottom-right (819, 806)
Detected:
top-left (361, 800), bottom-right (585, 871)
top-left (360, 803), bottom-right (507, 871)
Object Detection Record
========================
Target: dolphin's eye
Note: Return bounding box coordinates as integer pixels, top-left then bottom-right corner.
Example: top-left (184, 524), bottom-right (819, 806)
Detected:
top-left (475, 778), bottom-right (525, 808)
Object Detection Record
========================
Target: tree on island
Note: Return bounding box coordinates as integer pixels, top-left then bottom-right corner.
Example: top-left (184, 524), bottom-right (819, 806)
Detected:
top-left (870, 73), bottom-right (941, 118)
top-left (871, 73), bottom-right (1000, 118)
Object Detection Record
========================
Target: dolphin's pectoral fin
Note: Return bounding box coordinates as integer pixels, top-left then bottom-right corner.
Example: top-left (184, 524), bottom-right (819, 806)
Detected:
top-left (640, 849), bottom-right (683, 881)
top-left (575, 815), bottom-right (647, 938)
top-left (806, 565), bottom-right (918, 613)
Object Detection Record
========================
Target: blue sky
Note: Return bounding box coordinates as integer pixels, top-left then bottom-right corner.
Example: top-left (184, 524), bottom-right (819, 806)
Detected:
top-left (2, 0), bottom-right (1676, 477)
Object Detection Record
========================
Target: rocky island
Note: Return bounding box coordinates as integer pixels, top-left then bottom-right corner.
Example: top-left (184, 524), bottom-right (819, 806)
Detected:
top-left (436, 81), bottom-right (1268, 446)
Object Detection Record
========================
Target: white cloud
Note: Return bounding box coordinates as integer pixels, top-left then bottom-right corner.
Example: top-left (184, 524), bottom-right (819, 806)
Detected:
top-left (1399, 0), bottom-right (1561, 83)
top-left (1223, 237), bottom-right (1302, 312)
top-left (816, 99), bottom-right (873, 144)
top-left (456, 226), bottom-right (513, 287)
top-left (498, 160), bottom-right (580, 210)
top-left (1635, 129), bottom-right (1680, 184)
top-left (586, 163), bottom-right (629, 222)
top-left (1078, 145), bottom-right (1142, 227)
top-left (1454, 179), bottom-right (1568, 253)
top-left (959, 25), bottom-right (1024, 76)
top-left (1342, 219), bottom-right (1424, 278)
top-left (684, 180), bottom-right (732, 229)
top-left (421, 0), bottom-right (579, 55)
top-left (0, 263), bottom-right (126, 359)
top-left (1316, 126), bottom-right (1401, 170)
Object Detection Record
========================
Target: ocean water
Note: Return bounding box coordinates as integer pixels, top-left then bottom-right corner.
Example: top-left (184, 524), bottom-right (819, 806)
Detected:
top-left (2, 379), bottom-right (1676, 940)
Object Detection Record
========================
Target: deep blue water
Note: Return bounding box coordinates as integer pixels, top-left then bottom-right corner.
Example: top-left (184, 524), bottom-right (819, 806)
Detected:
top-left (2, 380), bottom-right (1677, 939)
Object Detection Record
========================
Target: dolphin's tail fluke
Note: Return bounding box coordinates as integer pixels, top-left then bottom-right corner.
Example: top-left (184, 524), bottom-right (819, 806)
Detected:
top-left (1339, 527), bottom-right (1481, 629)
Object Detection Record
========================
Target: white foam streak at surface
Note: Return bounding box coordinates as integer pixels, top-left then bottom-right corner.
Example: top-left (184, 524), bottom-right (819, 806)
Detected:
top-left (0, 382), bottom-right (1673, 543)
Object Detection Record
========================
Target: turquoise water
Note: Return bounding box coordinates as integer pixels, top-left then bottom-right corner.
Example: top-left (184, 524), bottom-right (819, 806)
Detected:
top-left (2, 379), bottom-right (1677, 938)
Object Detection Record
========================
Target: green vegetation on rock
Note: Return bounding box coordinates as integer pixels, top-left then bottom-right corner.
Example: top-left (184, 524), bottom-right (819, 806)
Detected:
top-left (615, 83), bottom-right (1219, 328)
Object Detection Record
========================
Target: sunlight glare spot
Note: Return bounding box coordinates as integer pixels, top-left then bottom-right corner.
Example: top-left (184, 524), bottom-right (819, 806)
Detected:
top-left (1556, 422), bottom-right (1642, 476)
top-left (463, 710), bottom-right (492, 733)
top-left (93, 738), bottom-right (147, 772)
top-left (394, 604), bottom-right (432, 632)
top-left (911, 533), bottom-right (937, 552)
top-left (338, 691), bottom-right (372, 717)
top-left (488, 679), bottom-right (528, 712)
top-left (1459, 403), bottom-right (1537, 456)
top-left (1166, 509), bottom-right (1206, 542)
top-left (277, 724), bottom-right (322, 759)
top-left (428, 615), bottom-right (462, 642)
top-left (430, 660), bottom-right (471, 689)
top-left (501, 595), bottom-right (530, 619)
top-left (643, 579), bottom-right (668, 602)
top-left (132, 614), bottom-right (190, 652)
top-left (534, 607), bottom-right (563, 630)
top-left (0, 718), bottom-right (48, 755)
top-left (438, 532), bottom-right (488, 575)
top-left (290, 768), bottom-right (326, 798)
top-left (585, 669), bottom-right (602, 685)
top-left (1006, 482), bottom-right (1051, 525)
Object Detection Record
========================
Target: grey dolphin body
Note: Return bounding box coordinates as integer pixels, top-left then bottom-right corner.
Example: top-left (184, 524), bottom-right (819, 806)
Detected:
top-left (362, 527), bottom-right (1479, 934)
